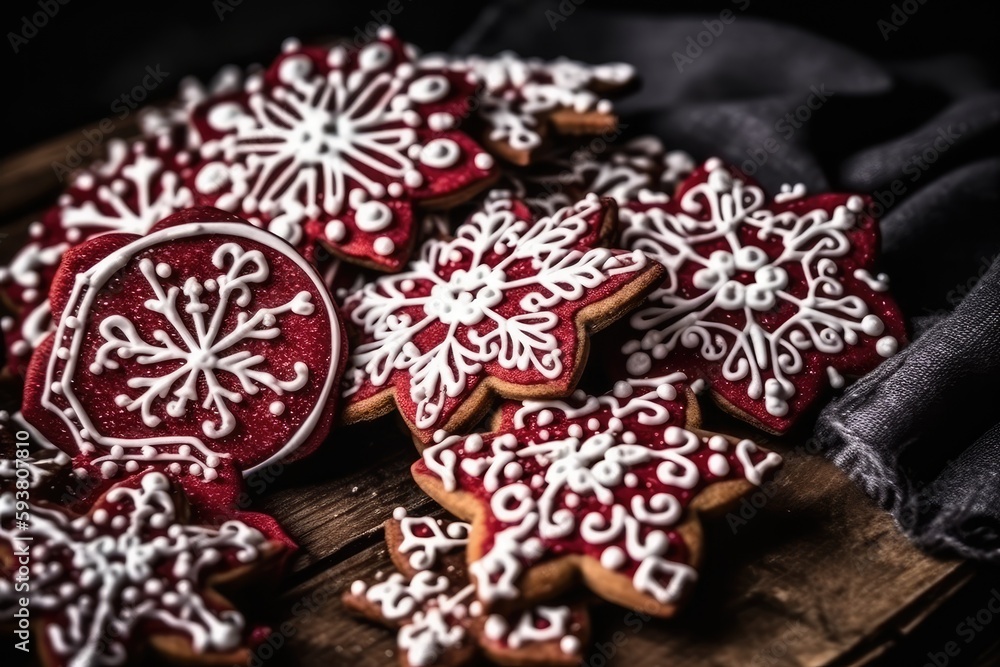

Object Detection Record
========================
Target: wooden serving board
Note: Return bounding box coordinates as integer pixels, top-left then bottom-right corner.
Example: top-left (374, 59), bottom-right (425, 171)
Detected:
top-left (0, 129), bottom-right (985, 667)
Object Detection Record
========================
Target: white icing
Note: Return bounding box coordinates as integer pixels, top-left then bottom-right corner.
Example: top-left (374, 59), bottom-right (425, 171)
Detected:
top-left (0, 472), bottom-right (268, 665)
top-left (621, 161), bottom-right (900, 419)
top-left (39, 222), bottom-right (343, 478)
top-left (353, 509), bottom-right (581, 664)
top-left (91, 245), bottom-right (313, 440)
top-left (0, 138), bottom-right (192, 314)
top-left (344, 195), bottom-right (649, 430)
top-left (458, 52), bottom-right (634, 151)
top-left (420, 383), bottom-right (780, 606)
top-left (397, 515), bottom-right (471, 571)
top-left (192, 33), bottom-right (485, 257)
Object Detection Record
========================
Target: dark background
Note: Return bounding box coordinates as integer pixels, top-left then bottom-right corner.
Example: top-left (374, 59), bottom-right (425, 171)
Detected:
top-left (0, 0), bottom-right (998, 158)
top-left (2, 1), bottom-right (999, 665)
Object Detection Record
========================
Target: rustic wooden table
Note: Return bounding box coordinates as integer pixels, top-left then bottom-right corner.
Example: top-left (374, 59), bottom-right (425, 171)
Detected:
top-left (1, 126), bottom-right (994, 667)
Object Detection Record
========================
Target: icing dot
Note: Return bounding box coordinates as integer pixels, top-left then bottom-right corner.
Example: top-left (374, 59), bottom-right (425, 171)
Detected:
top-left (474, 153), bottom-right (494, 171)
top-left (354, 201), bottom-right (393, 232)
top-left (392, 507), bottom-right (407, 521)
top-left (189, 464), bottom-right (202, 477)
top-left (560, 635), bottom-right (581, 656)
top-left (358, 43), bottom-right (393, 71)
top-left (827, 366), bottom-right (846, 389)
top-left (626, 351), bottom-right (652, 376)
top-left (269, 401), bottom-right (285, 416)
top-left (428, 112), bottom-right (455, 131)
top-left (92, 509), bottom-right (108, 525)
top-left (708, 454), bottom-right (731, 477)
top-left (600, 546), bottom-right (626, 570)
top-left (419, 138), bottom-right (461, 170)
top-left (613, 381), bottom-right (633, 398)
top-left (503, 462), bottom-right (523, 480)
top-left (373, 236), bottom-right (396, 256)
top-left (484, 615), bottom-right (508, 640)
top-left (624, 473), bottom-right (639, 487)
top-left (100, 461), bottom-right (119, 478)
top-left (876, 336), bottom-right (899, 358)
top-left (407, 75), bottom-right (450, 104)
top-left (350, 580), bottom-right (367, 596)
top-left (861, 314), bottom-right (885, 336)
top-left (155, 263), bottom-right (172, 278)
top-left (708, 435), bottom-right (729, 452)
top-left (125, 461), bottom-right (139, 473)
top-left (326, 220), bottom-right (347, 242)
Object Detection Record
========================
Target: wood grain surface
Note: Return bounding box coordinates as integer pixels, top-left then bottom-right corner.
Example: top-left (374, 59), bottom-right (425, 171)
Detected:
top-left (0, 126), bottom-right (977, 667)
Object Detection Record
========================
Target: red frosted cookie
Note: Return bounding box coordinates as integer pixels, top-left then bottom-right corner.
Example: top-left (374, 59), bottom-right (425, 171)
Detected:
top-left (341, 194), bottom-right (665, 445)
top-left (502, 136), bottom-right (695, 216)
top-left (615, 159), bottom-right (907, 433)
top-left (22, 208), bottom-right (346, 484)
top-left (428, 52), bottom-right (635, 165)
top-left (0, 470), bottom-right (289, 667)
top-left (0, 135), bottom-right (197, 377)
top-left (189, 28), bottom-right (498, 271)
top-left (411, 374), bottom-right (782, 616)
top-left (140, 64), bottom-right (251, 144)
top-left (344, 508), bottom-right (590, 667)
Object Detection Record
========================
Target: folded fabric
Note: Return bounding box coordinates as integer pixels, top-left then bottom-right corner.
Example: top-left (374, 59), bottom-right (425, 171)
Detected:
top-left (455, 3), bottom-right (1000, 562)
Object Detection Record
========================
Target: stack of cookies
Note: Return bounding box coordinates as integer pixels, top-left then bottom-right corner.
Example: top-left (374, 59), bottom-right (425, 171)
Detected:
top-left (0, 27), bottom-right (906, 667)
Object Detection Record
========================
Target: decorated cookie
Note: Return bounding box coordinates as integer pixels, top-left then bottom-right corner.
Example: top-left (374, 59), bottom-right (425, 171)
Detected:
top-left (503, 136), bottom-right (695, 216)
top-left (0, 410), bottom-right (71, 498)
top-left (140, 64), bottom-right (252, 144)
top-left (0, 470), bottom-right (288, 667)
top-left (344, 508), bottom-right (590, 667)
top-left (21, 207), bottom-right (346, 486)
top-left (341, 193), bottom-right (664, 444)
top-left (189, 28), bottom-right (498, 270)
top-left (427, 52), bottom-right (634, 166)
top-left (616, 159), bottom-right (907, 433)
top-left (411, 373), bottom-right (782, 616)
top-left (0, 135), bottom-right (196, 377)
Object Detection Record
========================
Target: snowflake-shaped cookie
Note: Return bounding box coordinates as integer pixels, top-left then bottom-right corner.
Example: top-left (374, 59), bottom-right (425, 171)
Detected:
top-left (341, 193), bottom-right (664, 444)
top-left (616, 159), bottom-right (907, 433)
top-left (189, 29), bottom-right (498, 270)
top-left (23, 208), bottom-right (345, 482)
top-left (0, 471), bottom-right (286, 667)
top-left (412, 374), bottom-right (782, 616)
top-left (139, 64), bottom-right (251, 145)
top-left (433, 52), bottom-right (634, 165)
top-left (0, 136), bottom-right (196, 377)
top-left (344, 508), bottom-right (589, 667)
top-left (503, 136), bottom-right (695, 216)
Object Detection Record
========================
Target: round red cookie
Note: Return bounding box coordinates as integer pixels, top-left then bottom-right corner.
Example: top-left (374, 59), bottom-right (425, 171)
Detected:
top-left (22, 207), bottom-right (346, 482)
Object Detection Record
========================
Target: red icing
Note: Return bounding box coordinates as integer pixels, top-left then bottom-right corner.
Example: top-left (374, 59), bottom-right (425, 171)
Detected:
top-left (21, 209), bottom-right (346, 486)
top-left (414, 376), bottom-right (781, 604)
top-left (613, 162), bottom-right (909, 433)
top-left (0, 135), bottom-right (196, 377)
top-left (188, 31), bottom-right (496, 271)
top-left (344, 195), bottom-right (658, 443)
